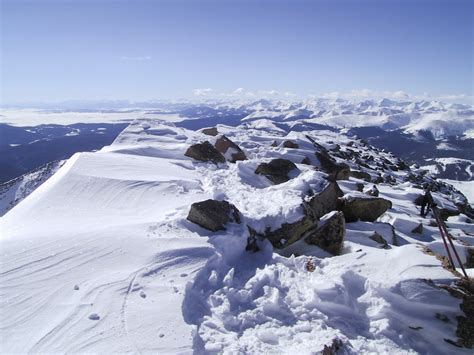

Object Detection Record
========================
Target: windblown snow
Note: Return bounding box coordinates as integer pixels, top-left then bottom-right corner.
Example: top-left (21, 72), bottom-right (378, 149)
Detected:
top-left (1, 118), bottom-right (473, 354)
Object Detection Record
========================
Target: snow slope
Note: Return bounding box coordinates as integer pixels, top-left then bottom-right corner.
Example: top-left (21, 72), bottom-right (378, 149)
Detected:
top-left (1, 118), bottom-right (473, 353)
top-left (0, 160), bottom-right (65, 216)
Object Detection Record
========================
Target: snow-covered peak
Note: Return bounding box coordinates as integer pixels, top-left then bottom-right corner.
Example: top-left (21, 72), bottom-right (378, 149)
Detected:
top-left (1, 115), bottom-right (473, 353)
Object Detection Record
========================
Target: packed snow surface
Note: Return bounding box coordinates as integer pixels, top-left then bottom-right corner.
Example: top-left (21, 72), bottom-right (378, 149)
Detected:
top-left (1, 118), bottom-right (473, 354)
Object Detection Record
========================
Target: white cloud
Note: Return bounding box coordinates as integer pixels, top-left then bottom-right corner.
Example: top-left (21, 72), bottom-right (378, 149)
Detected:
top-left (190, 88), bottom-right (472, 104)
top-left (392, 90), bottom-right (409, 99)
top-left (192, 88), bottom-right (213, 96)
top-left (319, 89), bottom-right (474, 104)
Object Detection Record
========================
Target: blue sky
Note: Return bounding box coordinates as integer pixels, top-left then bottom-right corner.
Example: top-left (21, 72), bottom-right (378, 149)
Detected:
top-left (1, 0), bottom-right (472, 103)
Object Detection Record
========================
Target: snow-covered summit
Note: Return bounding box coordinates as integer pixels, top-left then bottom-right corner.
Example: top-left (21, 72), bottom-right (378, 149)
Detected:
top-left (1, 117), bottom-right (473, 353)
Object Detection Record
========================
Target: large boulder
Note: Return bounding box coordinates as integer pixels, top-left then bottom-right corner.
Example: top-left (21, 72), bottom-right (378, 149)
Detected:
top-left (201, 127), bottom-right (219, 136)
top-left (187, 199), bottom-right (241, 231)
top-left (316, 151), bottom-right (350, 180)
top-left (185, 141), bottom-right (225, 164)
top-left (341, 194), bottom-right (392, 222)
top-left (214, 135), bottom-right (247, 163)
top-left (255, 158), bottom-right (299, 184)
top-left (304, 211), bottom-right (345, 255)
top-left (263, 216), bottom-right (315, 248)
top-left (306, 181), bottom-right (344, 220)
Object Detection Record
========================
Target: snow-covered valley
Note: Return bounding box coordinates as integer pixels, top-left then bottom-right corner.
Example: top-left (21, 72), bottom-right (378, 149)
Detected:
top-left (1, 106), bottom-right (474, 353)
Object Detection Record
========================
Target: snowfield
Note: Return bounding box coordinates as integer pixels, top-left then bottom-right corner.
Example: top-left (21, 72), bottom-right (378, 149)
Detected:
top-left (1, 118), bottom-right (473, 354)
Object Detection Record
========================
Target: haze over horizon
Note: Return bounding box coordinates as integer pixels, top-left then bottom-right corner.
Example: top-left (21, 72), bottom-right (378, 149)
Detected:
top-left (1, 0), bottom-right (473, 104)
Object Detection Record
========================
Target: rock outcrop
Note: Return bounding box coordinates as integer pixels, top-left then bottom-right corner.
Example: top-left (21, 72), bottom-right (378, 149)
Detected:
top-left (316, 151), bottom-right (350, 180)
top-left (306, 181), bottom-right (344, 220)
top-left (263, 216), bottom-right (315, 248)
top-left (201, 127), bottom-right (219, 136)
top-left (214, 135), bottom-right (247, 163)
top-left (305, 211), bottom-right (345, 255)
top-left (341, 194), bottom-right (392, 222)
top-left (187, 199), bottom-right (241, 231)
top-left (255, 158), bottom-right (299, 184)
top-left (185, 141), bottom-right (226, 164)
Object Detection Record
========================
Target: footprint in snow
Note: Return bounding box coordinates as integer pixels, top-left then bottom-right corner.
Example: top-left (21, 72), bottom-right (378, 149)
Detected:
top-left (180, 273), bottom-right (188, 277)
top-left (74, 285), bottom-right (80, 290)
top-left (88, 313), bottom-right (100, 321)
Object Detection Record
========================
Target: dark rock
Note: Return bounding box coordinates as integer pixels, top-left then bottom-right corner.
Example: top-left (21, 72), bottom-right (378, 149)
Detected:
top-left (370, 231), bottom-right (388, 247)
top-left (301, 156), bottom-right (311, 165)
top-left (457, 202), bottom-right (474, 219)
top-left (384, 174), bottom-right (396, 184)
top-left (412, 223), bottom-right (423, 234)
top-left (397, 160), bottom-right (408, 170)
top-left (185, 141), bottom-right (225, 164)
top-left (373, 175), bottom-right (384, 184)
top-left (341, 195), bottom-right (392, 222)
top-left (356, 183), bottom-right (364, 192)
top-left (322, 338), bottom-right (345, 355)
top-left (283, 140), bottom-right (299, 149)
top-left (414, 194), bottom-right (424, 206)
top-left (350, 170), bottom-right (371, 182)
top-left (187, 199), bottom-right (241, 231)
top-left (305, 211), bottom-right (345, 255)
top-left (465, 248), bottom-right (474, 268)
top-left (306, 182), bottom-right (344, 220)
top-left (264, 216), bottom-right (315, 247)
top-left (214, 135), bottom-right (247, 163)
top-left (201, 127), bottom-right (219, 136)
top-left (271, 140), bottom-right (278, 147)
top-left (255, 158), bottom-right (299, 184)
top-left (246, 227), bottom-right (260, 253)
top-left (316, 151), bottom-right (350, 180)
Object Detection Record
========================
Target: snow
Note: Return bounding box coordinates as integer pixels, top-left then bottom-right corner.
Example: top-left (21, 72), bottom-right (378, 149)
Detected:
top-left (0, 160), bottom-right (65, 216)
top-left (0, 109), bottom-right (187, 126)
top-left (1, 117), bottom-right (473, 353)
top-left (440, 179), bottom-right (474, 204)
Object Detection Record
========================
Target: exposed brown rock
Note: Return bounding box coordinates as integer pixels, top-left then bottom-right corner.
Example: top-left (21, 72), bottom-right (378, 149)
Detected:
top-left (201, 127), bottom-right (219, 136)
top-left (264, 216), bottom-right (315, 248)
top-left (305, 211), bottom-right (345, 255)
top-left (187, 199), bottom-right (241, 231)
top-left (185, 141), bottom-right (225, 164)
top-left (369, 231), bottom-right (388, 247)
top-left (214, 135), bottom-right (247, 163)
top-left (255, 158), bottom-right (299, 184)
top-left (341, 195), bottom-right (392, 222)
top-left (316, 151), bottom-right (350, 180)
top-left (306, 181), bottom-right (344, 220)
